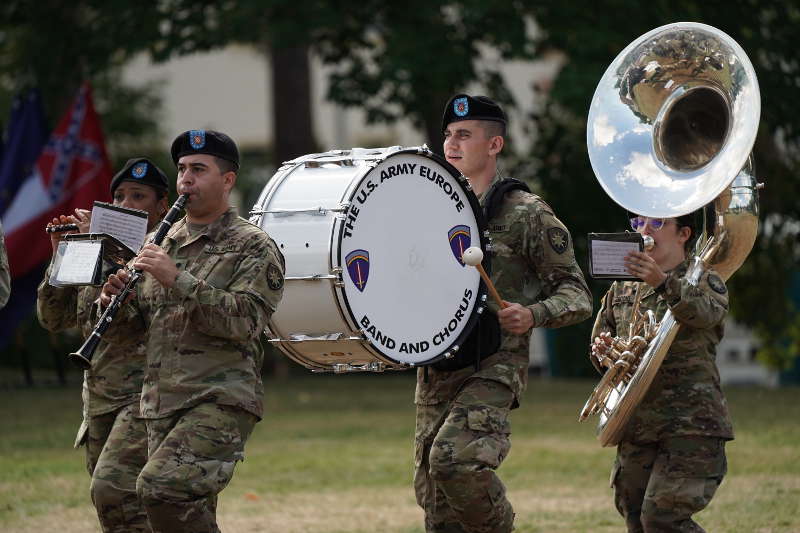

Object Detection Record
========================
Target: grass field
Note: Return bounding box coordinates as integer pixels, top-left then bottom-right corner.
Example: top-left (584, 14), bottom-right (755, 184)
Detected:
top-left (0, 374), bottom-right (798, 532)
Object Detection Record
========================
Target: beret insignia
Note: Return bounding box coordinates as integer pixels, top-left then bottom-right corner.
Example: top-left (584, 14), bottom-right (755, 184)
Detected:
top-left (189, 130), bottom-right (206, 150)
top-left (267, 263), bottom-right (284, 291)
top-left (707, 273), bottom-right (727, 294)
top-left (454, 97), bottom-right (469, 117)
top-left (547, 227), bottom-right (569, 254)
top-left (131, 161), bottom-right (148, 179)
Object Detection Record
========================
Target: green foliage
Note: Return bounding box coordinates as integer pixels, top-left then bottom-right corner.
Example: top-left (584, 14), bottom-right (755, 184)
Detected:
top-left (1, 1), bottom-right (160, 114)
top-left (92, 74), bottom-right (166, 163)
top-left (150, 0), bottom-right (537, 148)
top-left (311, 1), bottom-right (535, 147)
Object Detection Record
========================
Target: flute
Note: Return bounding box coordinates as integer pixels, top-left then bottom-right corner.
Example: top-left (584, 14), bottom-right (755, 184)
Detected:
top-left (67, 194), bottom-right (189, 369)
top-left (45, 223), bottom-right (79, 233)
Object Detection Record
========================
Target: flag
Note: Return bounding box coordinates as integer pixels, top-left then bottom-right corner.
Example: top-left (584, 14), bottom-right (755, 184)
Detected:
top-left (2, 82), bottom-right (112, 278)
top-left (0, 88), bottom-right (49, 352)
top-left (0, 89), bottom-right (48, 217)
top-left (0, 82), bottom-right (112, 349)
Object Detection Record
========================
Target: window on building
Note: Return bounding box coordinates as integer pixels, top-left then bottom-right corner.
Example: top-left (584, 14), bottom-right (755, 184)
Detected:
top-left (749, 347), bottom-right (758, 362)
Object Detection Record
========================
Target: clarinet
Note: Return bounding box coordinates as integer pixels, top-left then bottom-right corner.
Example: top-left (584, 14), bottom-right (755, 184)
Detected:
top-left (68, 194), bottom-right (189, 370)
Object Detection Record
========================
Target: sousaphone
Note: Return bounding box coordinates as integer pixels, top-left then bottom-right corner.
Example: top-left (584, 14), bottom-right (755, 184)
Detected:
top-left (579, 22), bottom-right (761, 446)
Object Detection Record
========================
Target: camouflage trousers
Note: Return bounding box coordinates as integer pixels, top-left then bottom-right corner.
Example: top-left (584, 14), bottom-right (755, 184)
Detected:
top-left (85, 403), bottom-right (151, 533)
top-left (414, 378), bottom-right (515, 533)
top-left (612, 437), bottom-right (727, 533)
top-left (136, 402), bottom-right (257, 533)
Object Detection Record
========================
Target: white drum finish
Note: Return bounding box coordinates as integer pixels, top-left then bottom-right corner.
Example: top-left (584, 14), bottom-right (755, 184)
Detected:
top-left (250, 147), bottom-right (489, 372)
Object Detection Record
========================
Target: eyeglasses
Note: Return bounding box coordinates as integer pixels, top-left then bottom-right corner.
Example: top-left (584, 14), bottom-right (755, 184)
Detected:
top-left (629, 216), bottom-right (666, 232)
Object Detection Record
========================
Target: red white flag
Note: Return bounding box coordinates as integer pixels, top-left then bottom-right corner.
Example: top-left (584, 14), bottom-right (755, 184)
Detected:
top-left (2, 82), bottom-right (112, 277)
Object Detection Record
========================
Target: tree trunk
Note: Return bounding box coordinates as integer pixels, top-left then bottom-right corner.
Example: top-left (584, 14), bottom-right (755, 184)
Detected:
top-left (420, 89), bottom-right (452, 157)
top-left (265, 43), bottom-right (317, 379)
top-left (269, 44), bottom-right (318, 166)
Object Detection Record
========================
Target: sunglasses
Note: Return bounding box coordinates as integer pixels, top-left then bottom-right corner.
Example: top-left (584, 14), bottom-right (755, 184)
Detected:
top-left (629, 216), bottom-right (666, 231)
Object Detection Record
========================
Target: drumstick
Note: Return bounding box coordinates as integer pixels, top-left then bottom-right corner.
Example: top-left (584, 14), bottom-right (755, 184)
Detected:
top-left (462, 247), bottom-right (507, 309)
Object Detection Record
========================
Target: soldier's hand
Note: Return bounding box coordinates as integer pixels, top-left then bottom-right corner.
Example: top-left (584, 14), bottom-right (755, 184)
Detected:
top-left (46, 214), bottom-right (79, 255)
top-left (100, 269), bottom-right (134, 307)
top-left (624, 251), bottom-right (666, 288)
top-left (133, 244), bottom-right (178, 288)
top-left (590, 332), bottom-right (613, 362)
top-left (498, 301), bottom-right (534, 335)
top-left (73, 208), bottom-right (91, 233)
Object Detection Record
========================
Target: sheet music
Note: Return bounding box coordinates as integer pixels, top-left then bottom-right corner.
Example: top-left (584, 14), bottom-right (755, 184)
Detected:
top-left (54, 241), bottom-right (102, 284)
top-left (591, 240), bottom-right (640, 277)
top-left (89, 202), bottom-right (148, 253)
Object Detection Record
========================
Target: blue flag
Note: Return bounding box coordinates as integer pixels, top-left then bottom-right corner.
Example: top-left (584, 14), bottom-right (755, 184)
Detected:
top-left (0, 89), bottom-right (47, 217)
top-left (0, 89), bottom-right (48, 351)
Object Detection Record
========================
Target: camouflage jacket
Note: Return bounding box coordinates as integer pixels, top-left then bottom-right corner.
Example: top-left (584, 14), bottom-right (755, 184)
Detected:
top-left (590, 260), bottom-right (734, 441)
top-left (0, 221), bottom-right (10, 309)
top-left (101, 207), bottom-right (284, 419)
top-left (37, 262), bottom-right (145, 417)
top-left (417, 181), bottom-right (592, 406)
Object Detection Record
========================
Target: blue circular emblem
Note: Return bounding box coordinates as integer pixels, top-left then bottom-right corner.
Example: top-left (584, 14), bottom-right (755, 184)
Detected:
top-left (131, 161), bottom-right (148, 179)
top-left (454, 97), bottom-right (469, 117)
top-left (189, 130), bottom-right (206, 150)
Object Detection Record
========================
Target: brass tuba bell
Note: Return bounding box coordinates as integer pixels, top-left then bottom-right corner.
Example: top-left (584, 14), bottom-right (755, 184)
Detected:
top-left (579, 22), bottom-right (762, 446)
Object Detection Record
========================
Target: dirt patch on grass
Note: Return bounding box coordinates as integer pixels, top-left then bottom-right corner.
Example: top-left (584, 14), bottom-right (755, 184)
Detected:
top-left (219, 487), bottom-right (422, 532)
top-left (5, 488), bottom-right (423, 533)
top-left (4, 506), bottom-right (99, 533)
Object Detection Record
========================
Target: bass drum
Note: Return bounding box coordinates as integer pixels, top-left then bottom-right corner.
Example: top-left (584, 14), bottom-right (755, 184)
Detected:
top-left (249, 146), bottom-right (490, 372)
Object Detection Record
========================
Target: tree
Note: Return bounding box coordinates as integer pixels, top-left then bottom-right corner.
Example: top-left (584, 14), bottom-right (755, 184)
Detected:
top-left (0, 1), bottom-right (166, 157)
top-left (309, 1), bottom-right (535, 151)
top-left (140, 0), bottom-right (321, 165)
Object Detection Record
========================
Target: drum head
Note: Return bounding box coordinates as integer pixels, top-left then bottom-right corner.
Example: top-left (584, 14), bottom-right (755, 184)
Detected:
top-left (335, 149), bottom-right (487, 365)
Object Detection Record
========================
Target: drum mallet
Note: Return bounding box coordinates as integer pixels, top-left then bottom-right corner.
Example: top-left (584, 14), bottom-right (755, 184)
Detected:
top-left (462, 246), bottom-right (507, 309)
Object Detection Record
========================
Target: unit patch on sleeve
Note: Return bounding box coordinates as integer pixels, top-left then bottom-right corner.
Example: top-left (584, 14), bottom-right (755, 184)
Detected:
top-left (267, 263), bottom-right (284, 290)
top-left (547, 227), bottom-right (569, 254)
top-left (707, 273), bottom-right (727, 295)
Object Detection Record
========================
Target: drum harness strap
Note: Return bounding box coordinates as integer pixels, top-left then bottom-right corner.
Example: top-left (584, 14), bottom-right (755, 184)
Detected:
top-left (423, 177), bottom-right (531, 382)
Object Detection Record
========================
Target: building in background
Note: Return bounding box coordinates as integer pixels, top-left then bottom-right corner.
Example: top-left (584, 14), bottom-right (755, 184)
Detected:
top-left (716, 319), bottom-right (778, 386)
top-left (122, 45), bottom-right (561, 153)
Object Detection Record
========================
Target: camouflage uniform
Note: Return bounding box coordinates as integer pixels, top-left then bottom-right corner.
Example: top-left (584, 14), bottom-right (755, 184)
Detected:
top-left (0, 221), bottom-right (10, 309)
top-left (591, 261), bottom-right (733, 532)
top-left (102, 207), bottom-right (284, 533)
top-left (37, 263), bottom-right (150, 533)
top-left (415, 183), bottom-right (592, 532)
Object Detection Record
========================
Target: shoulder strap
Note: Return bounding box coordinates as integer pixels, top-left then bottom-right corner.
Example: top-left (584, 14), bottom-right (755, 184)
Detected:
top-left (483, 177), bottom-right (531, 221)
